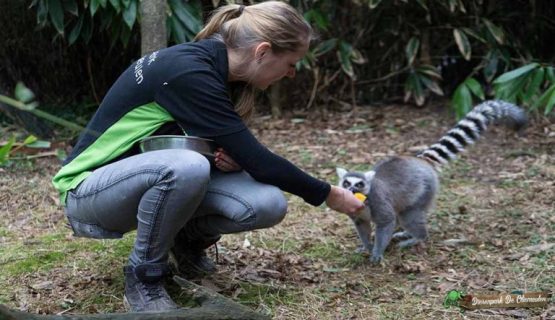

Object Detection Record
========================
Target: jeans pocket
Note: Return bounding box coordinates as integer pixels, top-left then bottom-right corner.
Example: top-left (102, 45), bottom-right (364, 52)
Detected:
top-left (66, 216), bottom-right (123, 239)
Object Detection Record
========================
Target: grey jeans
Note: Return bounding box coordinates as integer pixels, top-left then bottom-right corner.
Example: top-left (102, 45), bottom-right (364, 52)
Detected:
top-left (64, 149), bottom-right (287, 267)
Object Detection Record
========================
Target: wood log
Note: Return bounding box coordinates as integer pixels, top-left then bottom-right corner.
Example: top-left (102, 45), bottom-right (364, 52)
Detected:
top-left (0, 276), bottom-right (269, 320)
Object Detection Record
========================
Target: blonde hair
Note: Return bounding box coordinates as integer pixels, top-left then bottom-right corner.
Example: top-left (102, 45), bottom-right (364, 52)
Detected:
top-left (195, 1), bottom-right (313, 120)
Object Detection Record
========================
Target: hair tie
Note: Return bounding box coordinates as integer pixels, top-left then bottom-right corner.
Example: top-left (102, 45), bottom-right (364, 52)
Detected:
top-left (238, 5), bottom-right (245, 15)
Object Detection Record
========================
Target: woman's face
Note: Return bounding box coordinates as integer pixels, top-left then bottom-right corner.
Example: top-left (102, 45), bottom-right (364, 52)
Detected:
top-left (249, 40), bottom-right (309, 90)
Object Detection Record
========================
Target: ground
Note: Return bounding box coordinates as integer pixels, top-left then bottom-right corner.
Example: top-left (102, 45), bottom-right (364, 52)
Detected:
top-left (0, 103), bottom-right (554, 319)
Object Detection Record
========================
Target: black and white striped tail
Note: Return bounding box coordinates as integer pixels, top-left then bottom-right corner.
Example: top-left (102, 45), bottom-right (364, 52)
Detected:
top-left (417, 100), bottom-right (528, 167)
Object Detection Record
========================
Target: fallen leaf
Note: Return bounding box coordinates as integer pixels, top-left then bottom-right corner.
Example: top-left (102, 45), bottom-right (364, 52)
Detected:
top-left (200, 278), bottom-right (223, 292)
top-left (441, 238), bottom-right (479, 247)
top-left (30, 281), bottom-right (53, 291)
top-left (521, 243), bottom-right (555, 254)
top-left (437, 282), bottom-right (456, 292)
top-left (242, 237), bottom-right (251, 249)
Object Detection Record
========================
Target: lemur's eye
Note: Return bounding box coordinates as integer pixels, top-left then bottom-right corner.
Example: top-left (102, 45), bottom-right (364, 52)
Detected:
top-left (343, 181), bottom-right (351, 188)
top-left (355, 182), bottom-right (364, 188)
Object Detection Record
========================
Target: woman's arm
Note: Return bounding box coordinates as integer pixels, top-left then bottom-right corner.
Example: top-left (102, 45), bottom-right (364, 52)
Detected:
top-left (213, 128), bottom-right (364, 214)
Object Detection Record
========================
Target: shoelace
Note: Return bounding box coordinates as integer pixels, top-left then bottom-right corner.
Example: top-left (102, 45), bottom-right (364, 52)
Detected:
top-left (213, 242), bottom-right (219, 264)
top-left (141, 282), bottom-right (165, 301)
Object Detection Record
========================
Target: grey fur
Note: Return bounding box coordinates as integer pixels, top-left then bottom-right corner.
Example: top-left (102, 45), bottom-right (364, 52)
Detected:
top-left (337, 100), bottom-right (527, 263)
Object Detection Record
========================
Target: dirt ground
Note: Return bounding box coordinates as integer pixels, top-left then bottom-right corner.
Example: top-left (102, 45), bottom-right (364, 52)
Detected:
top-left (0, 103), bottom-right (554, 319)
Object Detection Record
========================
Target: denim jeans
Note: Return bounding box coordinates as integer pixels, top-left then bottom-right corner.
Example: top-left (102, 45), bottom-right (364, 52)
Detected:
top-left (64, 149), bottom-right (287, 267)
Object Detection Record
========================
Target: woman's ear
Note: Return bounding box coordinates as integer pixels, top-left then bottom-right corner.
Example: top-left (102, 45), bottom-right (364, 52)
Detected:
top-left (254, 42), bottom-right (272, 62)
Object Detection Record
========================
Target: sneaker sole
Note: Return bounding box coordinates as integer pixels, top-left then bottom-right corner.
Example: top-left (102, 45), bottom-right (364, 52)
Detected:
top-left (123, 295), bottom-right (180, 313)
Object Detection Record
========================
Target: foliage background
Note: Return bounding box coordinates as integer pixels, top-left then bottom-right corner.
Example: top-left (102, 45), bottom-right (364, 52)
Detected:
top-left (1, 0), bottom-right (554, 134)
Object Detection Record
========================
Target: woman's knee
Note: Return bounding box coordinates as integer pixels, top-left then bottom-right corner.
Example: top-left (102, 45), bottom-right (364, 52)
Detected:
top-left (252, 187), bottom-right (287, 229)
top-left (156, 150), bottom-right (211, 189)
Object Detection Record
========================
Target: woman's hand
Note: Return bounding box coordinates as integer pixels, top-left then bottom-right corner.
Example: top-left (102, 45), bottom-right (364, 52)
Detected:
top-left (325, 186), bottom-right (365, 215)
top-left (214, 148), bottom-right (242, 172)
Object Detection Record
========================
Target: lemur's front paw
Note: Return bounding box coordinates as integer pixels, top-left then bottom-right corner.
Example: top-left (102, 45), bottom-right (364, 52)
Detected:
top-left (370, 254), bottom-right (383, 264)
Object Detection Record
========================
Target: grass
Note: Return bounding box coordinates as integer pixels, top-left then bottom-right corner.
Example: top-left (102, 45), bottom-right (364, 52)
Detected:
top-left (1, 106), bottom-right (553, 318)
top-left (303, 241), bottom-right (343, 260)
top-left (236, 282), bottom-right (297, 310)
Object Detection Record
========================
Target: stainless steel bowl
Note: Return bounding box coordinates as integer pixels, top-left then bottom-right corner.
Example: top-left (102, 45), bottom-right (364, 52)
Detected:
top-left (139, 135), bottom-right (216, 162)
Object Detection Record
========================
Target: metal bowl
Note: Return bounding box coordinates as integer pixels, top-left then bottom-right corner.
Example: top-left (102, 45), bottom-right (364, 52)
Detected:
top-left (139, 135), bottom-right (217, 163)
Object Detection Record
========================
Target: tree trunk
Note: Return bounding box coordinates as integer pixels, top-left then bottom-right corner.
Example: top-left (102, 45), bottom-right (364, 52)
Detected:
top-left (140, 0), bottom-right (168, 56)
top-left (269, 83), bottom-right (282, 118)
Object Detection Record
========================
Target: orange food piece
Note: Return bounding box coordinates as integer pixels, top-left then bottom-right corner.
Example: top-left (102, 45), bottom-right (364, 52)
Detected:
top-left (354, 192), bottom-right (367, 202)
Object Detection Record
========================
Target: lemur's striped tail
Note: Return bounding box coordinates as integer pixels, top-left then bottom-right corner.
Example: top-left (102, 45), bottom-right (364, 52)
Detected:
top-left (417, 100), bottom-right (528, 167)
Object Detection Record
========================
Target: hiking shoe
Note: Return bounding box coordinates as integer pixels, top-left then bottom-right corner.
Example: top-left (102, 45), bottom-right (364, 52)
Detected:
top-left (170, 235), bottom-right (220, 278)
top-left (123, 263), bottom-right (179, 313)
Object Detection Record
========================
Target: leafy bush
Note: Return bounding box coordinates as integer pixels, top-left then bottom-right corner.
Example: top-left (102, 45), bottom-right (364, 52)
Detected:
top-left (293, 0), bottom-right (554, 116)
top-left (0, 83), bottom-right (75, 165)
top-left (0, 82), bottom-right (84, 132)
top-left (16, 0), bottom-right (555, 119)
top-left (0, 0), bottom-right (140, 111)
top-left (493, 63), bottom-right (554, 115)
top-left (453, 63), bottom-right (555, 117)
top-left (29, 0), bottom-right (203, 46)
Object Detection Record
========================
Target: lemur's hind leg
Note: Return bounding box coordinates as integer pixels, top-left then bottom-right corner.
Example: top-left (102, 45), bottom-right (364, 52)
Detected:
top-left (397, 207), bottom-right (428, 248)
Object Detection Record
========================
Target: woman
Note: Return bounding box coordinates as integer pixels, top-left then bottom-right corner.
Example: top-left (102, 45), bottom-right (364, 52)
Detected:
top-left (52, 1), bottom-right (363, 313)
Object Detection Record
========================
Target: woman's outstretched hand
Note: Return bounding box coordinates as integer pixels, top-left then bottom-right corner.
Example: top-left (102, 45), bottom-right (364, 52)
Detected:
top-left (214, 148), bottom-right (242, 172)
top-left (325, 186), bottom-right (365, 215)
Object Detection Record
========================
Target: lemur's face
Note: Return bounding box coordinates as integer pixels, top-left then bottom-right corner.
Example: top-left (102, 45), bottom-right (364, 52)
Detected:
top-left (336, 168), bottom-right (375, 195)
top-left (340, 176), bottom-right (370, 194)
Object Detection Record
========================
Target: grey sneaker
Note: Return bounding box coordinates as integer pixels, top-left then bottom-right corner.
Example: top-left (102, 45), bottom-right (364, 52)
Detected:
top-left (170, 236), bottom-right (220, 278)
top-left (123, 263), bottom-right (179, 313)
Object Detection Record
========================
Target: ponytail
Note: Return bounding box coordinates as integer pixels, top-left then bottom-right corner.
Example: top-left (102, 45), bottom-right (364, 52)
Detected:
top-left (194, 4), bottom-right (243, 41)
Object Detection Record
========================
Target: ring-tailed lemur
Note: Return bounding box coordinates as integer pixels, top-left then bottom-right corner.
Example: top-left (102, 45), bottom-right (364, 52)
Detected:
top-left (337, 100), bottom-right (527, 263)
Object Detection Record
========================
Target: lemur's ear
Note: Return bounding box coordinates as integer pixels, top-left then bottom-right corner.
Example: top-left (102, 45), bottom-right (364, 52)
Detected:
top-left (336, 167), bottom-right (348, 179)
top-left (364, 170), bottom-right (376, 181)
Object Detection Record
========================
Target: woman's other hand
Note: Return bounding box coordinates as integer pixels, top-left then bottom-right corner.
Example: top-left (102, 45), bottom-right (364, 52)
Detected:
top-left (325, 186), bottom-right (365, 215)
top-left (214, 148), bottom-right (242, 172)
